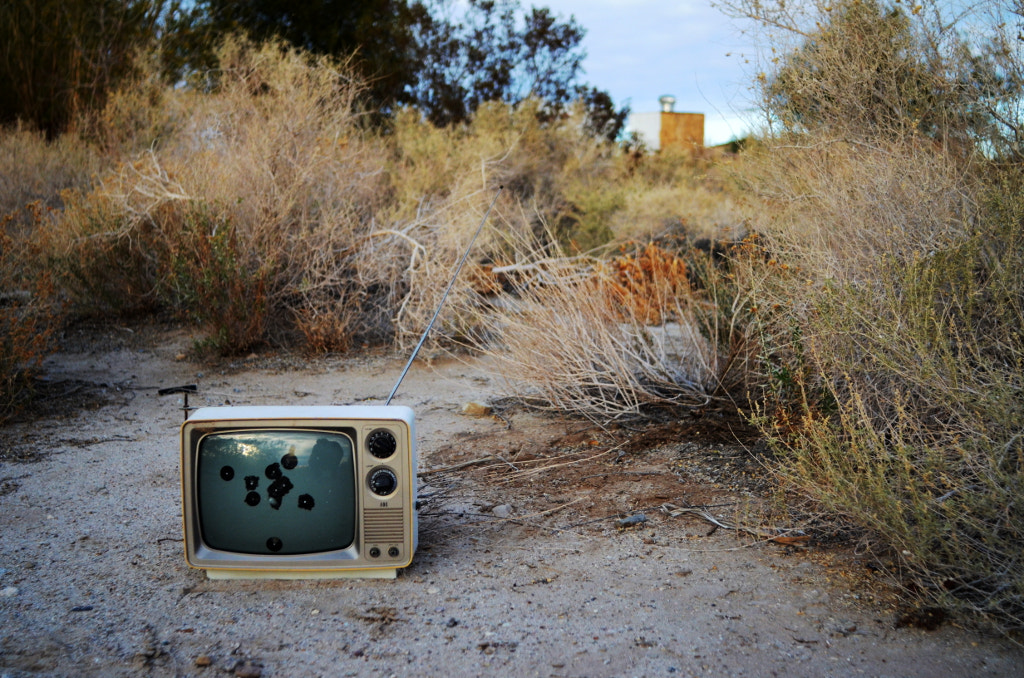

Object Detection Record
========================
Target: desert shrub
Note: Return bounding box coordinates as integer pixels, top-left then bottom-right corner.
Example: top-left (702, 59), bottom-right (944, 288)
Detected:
top-left (748, 172), bottom-right (1024, 627)
top-left (81, 54), bottom-right (187, 158)
top-left (44, 38), bottom-right (382, 353)
top-left (0, 125), bottom-right (102, 223)
top-left (381, 104), bottom-right (750, 359)
top-left (475, 240), bottom-right (758, 421)
top-left (451, 98), bottom-right (622, 252)
top-left (47, 38), bottom-right (547, 354)
top-left (29, 32), bottom-right (746, 360)
top-left (764, 0), bottom-right (949, 139)
top-left (0, 121), bottom-right (101, 417)
top-left (723, 0), bottom-right (1022, 153)
top-left (388, 97), bottom-right (745, 257)
top-left (160, 209), bottom-right (272, 354)
top-left (0, 207), bottom-right (63, 420)
top-left (549, 143), bottom-right (748, 253)
top-left (44, 183), bottom-right (165, 317)
top-left (723, 0), bottom-right (1024, 629)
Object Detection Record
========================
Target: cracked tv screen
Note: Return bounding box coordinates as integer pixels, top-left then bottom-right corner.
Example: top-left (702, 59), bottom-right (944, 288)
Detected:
top-left (197, 430), bottom-right (356, 555)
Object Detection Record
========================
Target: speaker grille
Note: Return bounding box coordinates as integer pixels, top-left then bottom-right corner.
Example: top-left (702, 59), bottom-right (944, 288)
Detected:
top-left (364, 507), bottom-right (405, 543)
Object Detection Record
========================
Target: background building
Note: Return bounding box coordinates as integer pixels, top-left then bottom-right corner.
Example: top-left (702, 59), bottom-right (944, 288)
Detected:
top-left (626, 95), bottom-right (704, 151)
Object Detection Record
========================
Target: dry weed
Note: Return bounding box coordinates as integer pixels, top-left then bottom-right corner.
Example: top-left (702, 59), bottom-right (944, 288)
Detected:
top-left (474, 241), bottom-right (756, 422)
top-left (0, 125), bottom-right (102, 224)
top-left (738, 138), bottom-right (1024, 630)
top-left (0, 208), bottom-right (64, 419)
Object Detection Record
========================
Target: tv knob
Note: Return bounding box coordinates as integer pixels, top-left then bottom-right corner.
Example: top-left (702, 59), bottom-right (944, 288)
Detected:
top-left (367, 430), bottom-right (397, 459)
top-left (368, 468), bottom-right (398, 496)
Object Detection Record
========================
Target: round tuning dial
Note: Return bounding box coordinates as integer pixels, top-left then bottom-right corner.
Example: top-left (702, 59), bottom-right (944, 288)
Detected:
top-left (367, 429), bottom-right (397, 459)
top-left (368, 467), bottom-right (398, 496)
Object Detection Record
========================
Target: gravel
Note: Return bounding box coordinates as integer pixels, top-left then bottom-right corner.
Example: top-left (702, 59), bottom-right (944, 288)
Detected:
top-left (1, 324), bottom-right (1021, 676)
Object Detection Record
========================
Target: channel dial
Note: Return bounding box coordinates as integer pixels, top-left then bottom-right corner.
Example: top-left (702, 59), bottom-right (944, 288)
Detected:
top-left (367, 430), bottom-right (397, 459)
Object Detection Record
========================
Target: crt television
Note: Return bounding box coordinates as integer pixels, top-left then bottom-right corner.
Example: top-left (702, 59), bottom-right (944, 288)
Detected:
top-left (180, 405), bottom-right (417, 579)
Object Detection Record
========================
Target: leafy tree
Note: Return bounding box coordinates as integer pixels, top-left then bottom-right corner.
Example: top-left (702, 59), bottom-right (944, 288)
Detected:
top-left (722, 0), bottom-right (1023, 154)
top-left (176, 0), bottom-right (627, 138)
top-left (410, 1), bottom-right (583, 123)
top-left (0, 0), bottom-right (164, 137)
top-left (184, 0), bottom-right (420, 111)
top-left (576, 85), bottom-right (629, 142)
top-left (764, 0), bottom-right (928, 135)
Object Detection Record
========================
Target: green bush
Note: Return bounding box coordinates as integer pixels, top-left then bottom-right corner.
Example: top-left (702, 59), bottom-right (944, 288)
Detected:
top-left (726, 0), bottom-right (1024, 630)
top-left (742, 144), bottom-right (1024, 630)
top-left (759, 191), bottom-right (1024, 624)
top-left (160, 209), bottom-right (271, 355)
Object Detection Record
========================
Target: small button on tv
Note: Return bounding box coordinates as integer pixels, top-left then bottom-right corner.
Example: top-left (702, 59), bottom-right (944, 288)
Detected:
top-left (388, 547), bottom-right (400, 558)
top-left (369, 547), bottom-right (381, 558)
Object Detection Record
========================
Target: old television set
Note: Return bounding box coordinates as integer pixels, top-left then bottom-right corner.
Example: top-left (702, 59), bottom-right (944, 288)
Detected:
top-left (180, 405), bottom-right (417, 579)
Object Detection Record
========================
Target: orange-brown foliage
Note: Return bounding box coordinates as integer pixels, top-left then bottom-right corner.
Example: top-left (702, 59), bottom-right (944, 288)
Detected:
top-left (0, 206), bottom-right (64, 419)
top-left (602, 243), bottom-right (691, 325)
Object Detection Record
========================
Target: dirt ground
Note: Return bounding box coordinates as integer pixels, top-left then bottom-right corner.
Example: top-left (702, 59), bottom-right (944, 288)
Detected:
top-left (1, 322), bottom-right (1022, 677)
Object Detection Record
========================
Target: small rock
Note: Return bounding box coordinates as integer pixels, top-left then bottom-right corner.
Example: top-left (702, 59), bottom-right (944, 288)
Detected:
top-left (460, 401), bottom-right (492, 417)
top-left (896, 606), bottom-right (946, 630)
top-left (234, 662), bottom-right (262, 678)
top-left (831, 621), bottom-right (858, 637)
top-left (194, 655), bottom-right (212, 667)
top-left (0, 586), bottom-right (18, 597)
top-left (617, 513), bottom-right (648, 528)
top-left (492, 504), bottom-right (513, 519)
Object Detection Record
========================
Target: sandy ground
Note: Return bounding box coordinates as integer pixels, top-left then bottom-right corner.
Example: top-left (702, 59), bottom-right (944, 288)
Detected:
top-left (1, 322), bottom-right (1022, 677)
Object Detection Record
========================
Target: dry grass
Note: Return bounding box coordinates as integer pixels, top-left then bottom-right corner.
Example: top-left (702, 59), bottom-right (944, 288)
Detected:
top-left (714, 0), bottom-right (1024, 631)
top-left (0, 208), bottom-right (63, 420)
top-left (472, 240), bottom-right (757, 422)
top-left (11, 34), bottom-right (737, 357)
top-left (735, 119), bottom-right (1024, 635)
top-left (0, 125), bottom-right (102, 224)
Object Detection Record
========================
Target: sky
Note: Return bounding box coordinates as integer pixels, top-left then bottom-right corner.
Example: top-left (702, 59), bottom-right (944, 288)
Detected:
top-left (536, 0), bottom-right (762, 145)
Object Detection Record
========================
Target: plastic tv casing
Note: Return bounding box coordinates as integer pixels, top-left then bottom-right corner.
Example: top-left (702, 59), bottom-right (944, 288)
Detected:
top-left (180, 405), bottom-right (418, 579)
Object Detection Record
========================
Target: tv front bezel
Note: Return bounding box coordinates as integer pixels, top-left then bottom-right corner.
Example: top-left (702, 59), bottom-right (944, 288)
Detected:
top-left (180, 405), bottom-right (417, 579)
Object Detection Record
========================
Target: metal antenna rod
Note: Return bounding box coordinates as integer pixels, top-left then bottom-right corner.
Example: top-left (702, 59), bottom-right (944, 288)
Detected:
top-left (385, 186), bottom-right (503, 405)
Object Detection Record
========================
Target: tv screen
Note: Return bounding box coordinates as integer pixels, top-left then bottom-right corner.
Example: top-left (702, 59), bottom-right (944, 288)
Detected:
top-left (197, 430), bottom-right (356, 555)
top-left (180, 405), bottom-right (417, 579)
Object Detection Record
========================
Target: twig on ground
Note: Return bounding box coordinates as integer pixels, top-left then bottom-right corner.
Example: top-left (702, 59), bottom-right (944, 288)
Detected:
top-left (661, 502), bottom-right (809, 545)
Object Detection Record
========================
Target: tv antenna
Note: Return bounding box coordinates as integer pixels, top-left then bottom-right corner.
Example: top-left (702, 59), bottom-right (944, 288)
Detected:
top-left (385, 186), bottom-right (503, 405)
